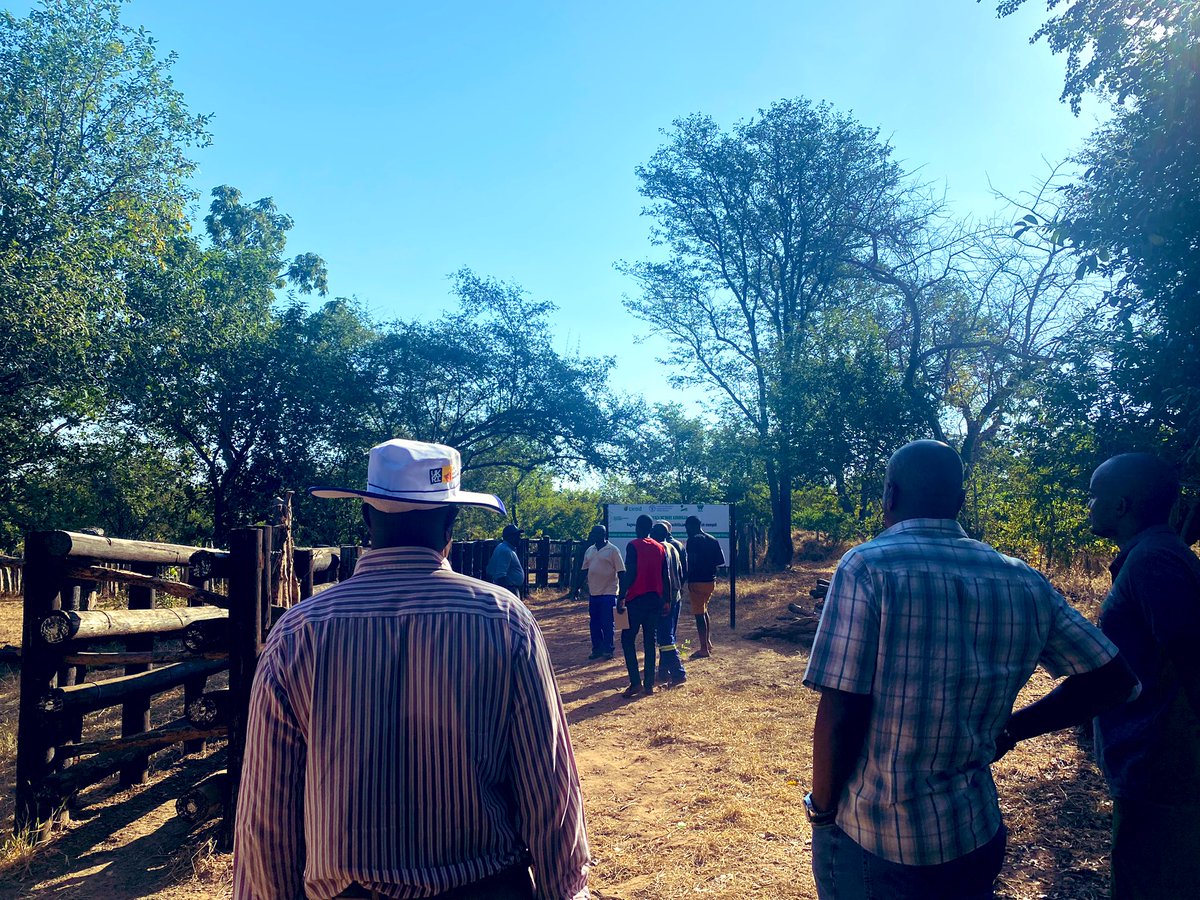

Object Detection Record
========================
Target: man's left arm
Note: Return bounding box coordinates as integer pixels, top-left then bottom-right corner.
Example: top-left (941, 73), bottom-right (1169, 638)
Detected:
top-left (510, 623), bottom-right (591, 899)
top-left (232, 649), bottom-right (307, 900)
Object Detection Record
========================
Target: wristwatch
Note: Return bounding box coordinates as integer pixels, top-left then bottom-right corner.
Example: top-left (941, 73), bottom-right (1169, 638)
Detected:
top-left (803, 792), bottom-right (837, 826)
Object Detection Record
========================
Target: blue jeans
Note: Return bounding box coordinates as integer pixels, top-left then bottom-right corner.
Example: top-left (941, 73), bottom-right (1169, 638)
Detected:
top-left (589, 594), bottom-right (616, 654)
top-left (656, 597), bottom-right (686, 681)
top-left (812, 821), bottom-right (1005, 900)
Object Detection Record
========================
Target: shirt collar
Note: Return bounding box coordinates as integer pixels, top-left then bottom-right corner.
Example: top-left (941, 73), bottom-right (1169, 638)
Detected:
top-left (878, 517), bottom-right (970, 540)
top-left (353, 546), bottom-right (451, 575)
top-left (1110, 523), bottom-right (1177, 577)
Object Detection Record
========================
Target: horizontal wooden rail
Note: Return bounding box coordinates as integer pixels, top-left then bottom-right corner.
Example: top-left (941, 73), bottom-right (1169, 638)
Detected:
top-left (31, 531), bottom-right (216, 566)
top-left (37, 659), bottom-right (228, 715)
top-left (62, 565), bottom-right (228, 607)
top-left (54, 719), bottom-right (227, 761)
top-left (59, 649), bottom-right (227, 668)
top-left (39, 605), bottom-right (227, 645)
top-left (299, 547), bottom-right (338, 574)
top-left (35, 747), bottom-right (146, 806)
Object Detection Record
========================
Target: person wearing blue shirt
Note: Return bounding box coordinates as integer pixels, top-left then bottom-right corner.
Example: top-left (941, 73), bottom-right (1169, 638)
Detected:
top-left (487, 524), bottom-right (525, 595)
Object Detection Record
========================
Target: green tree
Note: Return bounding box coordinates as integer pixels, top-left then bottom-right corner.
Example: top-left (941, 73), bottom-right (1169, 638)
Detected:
top-left (361, 269), bottom-right (621, 482)
top-left (994, 0), bottom-right (1200, 540)
top-left (115, 187), bottom-right (330, 541)
top-left (623, 98), bottom-right (932, 567)
top-left (0, 0), bottom-right (208, 526)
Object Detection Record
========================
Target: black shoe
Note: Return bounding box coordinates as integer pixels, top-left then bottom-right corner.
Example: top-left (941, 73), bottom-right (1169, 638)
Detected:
top-left (621, 685), bottom-right (641, 699)
top-left (643, 684), bottom-right (656, 695)
top-left (588, 650), bottom-right (602, 659)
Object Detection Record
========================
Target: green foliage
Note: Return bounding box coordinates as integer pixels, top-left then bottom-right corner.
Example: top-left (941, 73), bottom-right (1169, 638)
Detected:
top-left (996, 0), bottom-right (1200, 534)
top-left (624, 97), bottom-right (931, 567)
top-left (792, 485), bottom-right (875, 544)
top-left (993, 0), bottom-right (1198, 112)
top-left (0, 0), bottom-right (208, 512)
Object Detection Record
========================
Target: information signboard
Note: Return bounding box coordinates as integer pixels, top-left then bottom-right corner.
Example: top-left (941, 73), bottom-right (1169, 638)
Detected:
top-left (603, 503), bottom-right (738, 627)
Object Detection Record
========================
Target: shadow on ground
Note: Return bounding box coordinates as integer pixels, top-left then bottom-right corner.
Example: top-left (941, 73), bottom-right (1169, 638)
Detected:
top-left (0, 750), bottom-right (226, 899)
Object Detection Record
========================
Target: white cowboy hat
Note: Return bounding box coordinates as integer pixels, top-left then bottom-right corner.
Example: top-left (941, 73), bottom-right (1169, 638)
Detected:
top-left (309, 439), bottom-right (505, 515)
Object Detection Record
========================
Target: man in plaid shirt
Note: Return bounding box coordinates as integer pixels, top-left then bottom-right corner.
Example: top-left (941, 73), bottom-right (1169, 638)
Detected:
top-left (803, 441), bottom-right (1138, 899)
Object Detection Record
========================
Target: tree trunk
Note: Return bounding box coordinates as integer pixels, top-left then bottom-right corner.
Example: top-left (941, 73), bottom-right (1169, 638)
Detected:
top-left (765, 461), bottom-right (795, 569)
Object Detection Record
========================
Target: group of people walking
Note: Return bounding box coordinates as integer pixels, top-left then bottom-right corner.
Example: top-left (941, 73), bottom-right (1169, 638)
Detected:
top-left (571, 515), bottom-right (725, 697)
top-left (231, 436), bottom-right (1198, 900)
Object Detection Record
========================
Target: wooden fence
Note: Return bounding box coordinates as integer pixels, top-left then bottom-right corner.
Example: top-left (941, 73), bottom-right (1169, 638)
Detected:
top-left (12, 526), bottom-right (587, 846)
top-left (449, 537), bottom-right (589, 595)
top-left (11, 526), bottom-right (354, 847)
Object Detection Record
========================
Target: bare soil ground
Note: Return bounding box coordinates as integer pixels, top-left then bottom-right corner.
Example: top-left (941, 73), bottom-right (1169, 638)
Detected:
top-left (0, 560), bottom-right (1114, 899)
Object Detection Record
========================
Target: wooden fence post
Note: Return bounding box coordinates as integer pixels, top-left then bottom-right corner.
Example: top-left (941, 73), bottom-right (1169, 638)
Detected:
top-left (535, 537), bottom-right (550, 589)
top-left (295, 548), bottom-right (314, 600)
top-left (15, 533), bottom-right (65, 838)
top-left (119, 562), bottom-right (158, 786)
top-left (221, 527), bottom-right (263, 851)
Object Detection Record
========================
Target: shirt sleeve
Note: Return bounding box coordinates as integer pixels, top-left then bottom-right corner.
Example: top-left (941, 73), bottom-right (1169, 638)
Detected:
top-left (613, 547), bottom-right (625, 574)
top-left (803, 552), bottom-right (879, 695)
top-left (233, 642), bottom-right (307, 900)
top-left (1037, 581), bottom-right (1119, 678)
top-left (509, 621), bottom-right (591, 899)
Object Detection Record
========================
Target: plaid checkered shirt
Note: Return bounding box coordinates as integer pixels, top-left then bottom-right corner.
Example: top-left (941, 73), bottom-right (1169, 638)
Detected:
top-left (803, 518), bottom-right (1118, 866)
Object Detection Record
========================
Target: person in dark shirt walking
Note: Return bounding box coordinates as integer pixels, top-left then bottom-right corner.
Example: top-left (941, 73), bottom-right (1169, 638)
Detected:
top-left (684, 516), bottom-right (725, 659)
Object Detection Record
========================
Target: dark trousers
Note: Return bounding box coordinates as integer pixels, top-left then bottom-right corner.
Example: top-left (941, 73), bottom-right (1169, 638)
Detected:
top-left (588, 593), bottom-right (616, 654)
top-left (1111, 799), bottom-right (1200, 899)
top-left (334, 863), bottom-right (534, 899)
top-left (656, 596), bottom-right (686, 681)
top-left (621, 593), bottom-right (661, 689)
top-left (812, 821), bottom-right (1005, 900)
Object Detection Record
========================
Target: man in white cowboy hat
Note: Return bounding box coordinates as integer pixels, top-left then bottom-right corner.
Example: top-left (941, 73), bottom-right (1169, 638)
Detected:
top-left (233, 439), bottom-right (591, 900)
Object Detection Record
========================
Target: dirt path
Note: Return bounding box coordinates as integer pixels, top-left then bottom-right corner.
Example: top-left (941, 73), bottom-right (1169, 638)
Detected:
top-left (0, 565), bottom-right (1113, 898)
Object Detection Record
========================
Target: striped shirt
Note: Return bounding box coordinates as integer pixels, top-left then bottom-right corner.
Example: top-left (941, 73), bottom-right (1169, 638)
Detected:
top-left (803, 518), bottom-right (1118, 866)
top-left (232, 547), bottom-right (590, 899)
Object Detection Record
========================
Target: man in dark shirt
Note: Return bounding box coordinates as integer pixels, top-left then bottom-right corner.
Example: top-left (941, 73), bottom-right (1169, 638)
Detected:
top-left (684, 516), bottom-right (725, 658)
top-left (1088, 452), bottom-right (1200, 899)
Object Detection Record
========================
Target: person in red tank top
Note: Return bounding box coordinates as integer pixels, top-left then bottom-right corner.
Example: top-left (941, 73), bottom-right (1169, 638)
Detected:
top-left (617, 514), bottom-right (669, 698)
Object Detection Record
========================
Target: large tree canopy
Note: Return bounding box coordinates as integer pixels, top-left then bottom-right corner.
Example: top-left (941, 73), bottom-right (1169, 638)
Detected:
top-left (0, 0), bottom-right (209, 522)
top-left (623, 98), bottom-right (932, 567)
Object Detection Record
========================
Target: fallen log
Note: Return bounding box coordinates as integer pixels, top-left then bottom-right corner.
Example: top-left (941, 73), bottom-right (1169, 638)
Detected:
top-left (176, 770), bottom-right (228, 825)
top-left (38, 659), bottom-right (229, 715)
top-left (60, 649), bottom-right (227, 668)
top-left (30, 531), bottom-right (213, 567)
top-left (53, 719), bottom-right (227, 761)
top-left (39, 605), bottom-right (227, 645)
top-left (61, 565), bottom-right (228, 607)
top-left (186, 689), bottom-right (231, 728)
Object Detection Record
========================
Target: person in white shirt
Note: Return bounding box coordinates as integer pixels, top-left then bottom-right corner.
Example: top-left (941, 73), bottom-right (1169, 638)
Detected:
top-left (572, 525), bottom-right (625, 659)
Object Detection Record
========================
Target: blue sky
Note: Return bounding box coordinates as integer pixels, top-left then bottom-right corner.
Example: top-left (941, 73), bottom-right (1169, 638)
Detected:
top-left (19, 0), bottom-right (1106, 405)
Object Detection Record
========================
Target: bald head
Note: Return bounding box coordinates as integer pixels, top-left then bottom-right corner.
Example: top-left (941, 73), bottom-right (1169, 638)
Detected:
top-left (883, 440), bottom-right (965, 526)
top-left (1089, 453), bottom-right (1179, 544)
